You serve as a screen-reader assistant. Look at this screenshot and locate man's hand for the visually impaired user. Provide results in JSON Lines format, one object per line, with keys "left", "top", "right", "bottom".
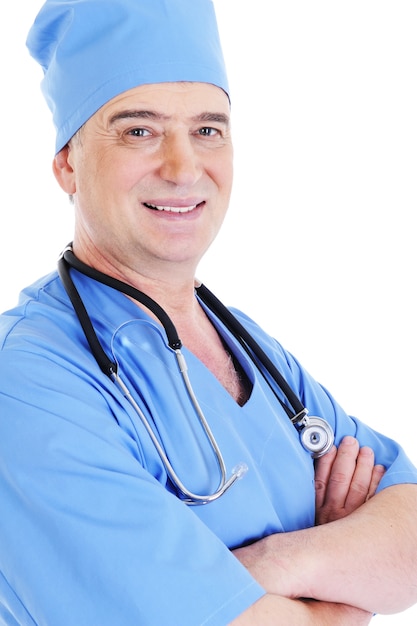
{"left": 315, "top": 436, "right": 385, "bottom": 525}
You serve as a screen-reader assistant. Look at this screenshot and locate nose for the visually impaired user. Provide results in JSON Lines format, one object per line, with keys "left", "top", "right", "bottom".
{"left": 159, "top": 133, "right": 202, "bottom": 187}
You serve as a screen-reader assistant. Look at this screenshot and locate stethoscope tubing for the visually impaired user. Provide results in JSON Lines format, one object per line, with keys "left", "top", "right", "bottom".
{"left": 57, "top": 245, "right": 334, "bottom": 504}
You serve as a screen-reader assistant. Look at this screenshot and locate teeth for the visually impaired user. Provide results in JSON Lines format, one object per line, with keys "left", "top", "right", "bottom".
{"left": 146, "top": 202, "right": 197, "bottom": 213}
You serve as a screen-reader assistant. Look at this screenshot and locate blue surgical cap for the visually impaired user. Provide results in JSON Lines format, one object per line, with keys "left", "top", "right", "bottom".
{"left": 26, "top": 0, "right": 229, "bottom": 153}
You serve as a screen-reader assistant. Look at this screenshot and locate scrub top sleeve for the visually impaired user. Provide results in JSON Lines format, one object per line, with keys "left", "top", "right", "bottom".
{"left": 230, "top": 309, "right": 417, "bottom": 490}
{"left": 0, "top": 351, "right": 264, "bottom": 626}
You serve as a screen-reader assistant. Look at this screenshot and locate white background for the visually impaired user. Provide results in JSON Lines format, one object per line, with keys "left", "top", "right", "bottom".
{"left": 1, "top": 2, "right": 416, "bottom": 623}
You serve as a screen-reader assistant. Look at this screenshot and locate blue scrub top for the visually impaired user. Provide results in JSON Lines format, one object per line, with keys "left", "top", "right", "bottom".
{"left": 0, "top": 270, "right": 416, "bottom": 626}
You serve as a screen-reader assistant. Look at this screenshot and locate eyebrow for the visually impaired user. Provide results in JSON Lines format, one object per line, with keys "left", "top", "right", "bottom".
{"left": 108, "top": 109, "right": 230, "bottom": 127}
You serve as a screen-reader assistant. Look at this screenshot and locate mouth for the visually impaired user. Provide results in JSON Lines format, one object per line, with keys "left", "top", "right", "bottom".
{"left": 143, "top": 201, "right": 204, "bottom": 214}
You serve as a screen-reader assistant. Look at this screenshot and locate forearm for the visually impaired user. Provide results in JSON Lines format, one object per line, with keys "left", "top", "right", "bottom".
{"left": 234, "top": 484, "right": 417, "bottom": 614}
{"left": 229, "top": 594, "right": 372, "bottom": 625}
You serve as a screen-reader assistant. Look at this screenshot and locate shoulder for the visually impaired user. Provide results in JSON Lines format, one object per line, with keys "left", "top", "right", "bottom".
{"left": 0, "top": 271, "right": 104, "bottom": 401}
{"left": 0, "top": 271, "right": 68, "bottom": 349}
{"left": 228, "top": 307, "right": 300, "bottom": 372}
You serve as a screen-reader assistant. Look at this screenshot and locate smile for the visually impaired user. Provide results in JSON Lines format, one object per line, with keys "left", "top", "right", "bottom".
{"left": 144, "top": 202, "right": 201, "bottom": 214}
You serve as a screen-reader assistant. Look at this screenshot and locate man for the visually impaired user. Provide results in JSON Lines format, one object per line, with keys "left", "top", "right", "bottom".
{"left": 0, "top": 1, "right": 416, "bottom": 624}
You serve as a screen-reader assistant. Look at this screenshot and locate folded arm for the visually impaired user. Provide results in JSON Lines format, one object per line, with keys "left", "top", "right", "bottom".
{"left": 229, "top": 594, "right": 372, "bottom": 625}
{"left": 233, "top": 437, "right": 417, "bottom": 616}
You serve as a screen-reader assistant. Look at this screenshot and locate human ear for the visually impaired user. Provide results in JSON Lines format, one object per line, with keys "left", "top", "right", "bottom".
{"left": 52, "top": 144, "right": 76, "bottom": 195}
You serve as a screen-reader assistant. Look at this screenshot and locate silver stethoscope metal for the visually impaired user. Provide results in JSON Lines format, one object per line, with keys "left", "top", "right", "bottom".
{"left": 58, "top": 245, "right": 334, "bottom": 505}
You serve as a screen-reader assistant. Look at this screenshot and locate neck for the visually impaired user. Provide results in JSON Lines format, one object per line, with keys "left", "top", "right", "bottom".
{"left": 70, "top": 240, "right": 203, "bottom": 328}
{"left": 72, "top": 237, "right": 200, "bottom": 311}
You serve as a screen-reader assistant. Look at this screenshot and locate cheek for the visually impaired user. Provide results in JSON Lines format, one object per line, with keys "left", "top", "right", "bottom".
{"left": 78, "top": 153, "right": 131, "bottom": 203}
{"left": 216, "top": 160, "right": 234, "bottom": 201}
{"left": 207, "top": 145, "right": 233, "bottom": 196}
{"left": 101, "top": 151, "right": 152, "bottom": 194}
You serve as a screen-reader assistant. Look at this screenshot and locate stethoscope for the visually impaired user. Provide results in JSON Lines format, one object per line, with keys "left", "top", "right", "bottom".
{"left": 58, "top": 244, "right": 334, "bottom": 505}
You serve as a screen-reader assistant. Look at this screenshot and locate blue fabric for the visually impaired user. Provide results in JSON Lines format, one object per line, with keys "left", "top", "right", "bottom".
{"left": 1, "top": 271, "right": 417, "bottom": 625}
{"left": 26, "top": 0, "right": 229, "bottom": 153}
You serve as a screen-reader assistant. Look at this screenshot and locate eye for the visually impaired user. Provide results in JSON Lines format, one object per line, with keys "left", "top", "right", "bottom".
{"left": 198, "top": 127, "right": 219, "bottom": 137}
{"left": 127, "top": 127, "right": 152, "bottom": 137}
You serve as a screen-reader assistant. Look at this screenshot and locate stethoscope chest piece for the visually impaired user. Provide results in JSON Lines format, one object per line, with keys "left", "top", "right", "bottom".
{"left": 299, "top": 416, "right": 334, "bottom": 458}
